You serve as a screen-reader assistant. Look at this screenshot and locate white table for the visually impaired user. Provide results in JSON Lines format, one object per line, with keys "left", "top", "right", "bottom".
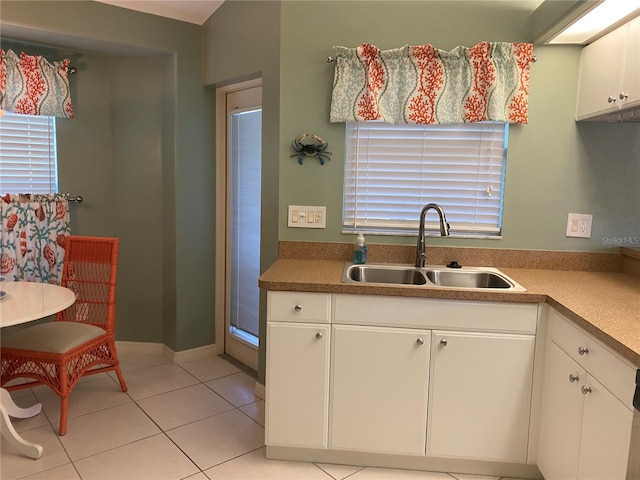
{"left": 0, "top": 281, "right": 75, "bottom": 459}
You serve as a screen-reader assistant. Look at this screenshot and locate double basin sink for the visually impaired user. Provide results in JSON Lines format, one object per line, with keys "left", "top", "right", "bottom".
{"left": 342, "top": 263, "right": 526, "bottom": 292}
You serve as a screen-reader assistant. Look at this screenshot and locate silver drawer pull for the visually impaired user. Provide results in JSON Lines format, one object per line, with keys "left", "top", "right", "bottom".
{"left": 578, "top": 346, "right": 589, "bottom": 356}
{"left": 416, "top": 338, "right": 425, "bottom": 346}
{"left": 569, "top": 374, "right": 579, "bottom": 383}
{"left": 440, "top": 339, "right": 448, "bottom": 346}
{"left": 294, "top": 304, "right": 302, "bottom": 312}
{"left": 581, "top": 385, "right": 592, "bottom": 395}
{"left": 315, "top": 332, "right": 323, "bottom": 340}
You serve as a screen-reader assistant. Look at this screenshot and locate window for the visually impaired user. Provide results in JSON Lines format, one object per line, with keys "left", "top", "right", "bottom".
{"left": 343, "top": 121, "right": 508, "bottom": 237}
{"left": 0, "top": 111, "right": 58, "bottom": 194}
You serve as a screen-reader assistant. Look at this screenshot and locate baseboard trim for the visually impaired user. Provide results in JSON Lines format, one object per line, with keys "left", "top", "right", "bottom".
{"left": 164, "top": 343, "right": 222, "bottom": 363}
{"left": 255, "top": 382, "right": 265, "bottom": 400}
{"left": 115, "top": 341, "right": 164, "bottom": 355}
{"left": 115, "top": 341, "right": 222, "bottom": 363}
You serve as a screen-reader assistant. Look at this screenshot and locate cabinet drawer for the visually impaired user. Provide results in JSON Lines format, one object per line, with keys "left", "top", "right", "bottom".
{"left": 267, "top": 291, "right": 331, "bottom": 323}
{"left": 334, "top": 294, "right": 538, "bottom": 334}
{"left": 548, "top": 308, "right": 635, "bottom": 407}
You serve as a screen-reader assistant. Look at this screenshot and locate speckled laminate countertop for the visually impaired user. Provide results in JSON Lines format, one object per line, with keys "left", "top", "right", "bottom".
{"left": 259, "top": 259, "right": 640, "bottom": 367}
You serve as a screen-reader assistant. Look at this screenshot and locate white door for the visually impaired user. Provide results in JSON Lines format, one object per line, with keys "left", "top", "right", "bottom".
{"left": 216, "top": 81, "right": 262, "bottom": 371}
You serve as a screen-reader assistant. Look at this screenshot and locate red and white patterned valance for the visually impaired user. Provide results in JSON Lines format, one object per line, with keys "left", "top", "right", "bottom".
{"left": 330, "top": 42, "right": 533, "bottom": 125}
{"left": 0, "top": 49, "right": 74, "bottom": 118}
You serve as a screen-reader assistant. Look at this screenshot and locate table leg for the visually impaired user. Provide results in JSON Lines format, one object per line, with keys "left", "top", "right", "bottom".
{"left": 0, "top": 388, "right": 43, "bottom": 459}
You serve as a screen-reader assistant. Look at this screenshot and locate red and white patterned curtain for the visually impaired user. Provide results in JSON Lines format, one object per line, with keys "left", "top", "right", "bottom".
{"left": 0, "top": 194, "right": 71, "bottom": 284}
{"left": 0, "top": 49, "right": 74, "bottom": 118}
{"left": 330, "top": 42, "right": 533, "bottom": 125}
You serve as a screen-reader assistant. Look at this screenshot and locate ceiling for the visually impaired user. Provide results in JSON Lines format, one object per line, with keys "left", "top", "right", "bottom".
{"left": 94, "top": 0, "right": 225, "bottom": 25}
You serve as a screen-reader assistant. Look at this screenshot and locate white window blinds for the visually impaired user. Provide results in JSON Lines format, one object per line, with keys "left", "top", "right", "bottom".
{"left": 343, "top": 121, "right": 508, "bottom": 236}
{"left": 229, "top": 108, "right": 262, "bottom": 339}
{"left": 0, "top": 112, "right": 58, "bottom": 194}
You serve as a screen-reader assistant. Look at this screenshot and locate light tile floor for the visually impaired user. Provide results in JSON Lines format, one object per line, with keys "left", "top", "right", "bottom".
{"left": 1, "top": 352, "right": 531, "bottom": 480}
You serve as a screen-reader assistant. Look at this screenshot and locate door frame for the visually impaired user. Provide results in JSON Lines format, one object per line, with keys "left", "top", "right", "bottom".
{"left": 214, "top": 78, "right": 263, "bottom": 369}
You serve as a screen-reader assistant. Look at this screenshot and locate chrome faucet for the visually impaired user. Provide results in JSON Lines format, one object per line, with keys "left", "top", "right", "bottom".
{"left": 415, "top": 203, "right": 450, "bottom": 268}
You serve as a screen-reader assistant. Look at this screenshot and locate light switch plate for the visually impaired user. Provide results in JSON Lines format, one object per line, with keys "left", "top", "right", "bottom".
{"left": 566, "top": 213, "right": 592, "bottom": 238}
{"left": 288, "top": 205, "right": 326, "bottom": 229}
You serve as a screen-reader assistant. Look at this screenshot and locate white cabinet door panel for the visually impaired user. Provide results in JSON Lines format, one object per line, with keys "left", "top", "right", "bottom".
{"left": 537, "top": 342, "right": 584, "bottom": 480}
{"left": 621, "top": 16, "right": 640, "bottom": 109}
{"left": 330, "top": 325, "right": 430, "bottom": 455}
{"left": 427, "top": 331, "right": 535, "bottom": 462}
{"left": 577, "top": 375, "right": 633, "bottom": 480}
{"left": 266, "top": 322, "right": 330, "bottom": 448}
{"left": 576, "top": 25, "right": 627, "bottom": 119}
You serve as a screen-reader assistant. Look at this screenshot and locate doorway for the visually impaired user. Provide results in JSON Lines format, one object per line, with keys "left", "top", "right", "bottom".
{"left": 215, "top": 80, "right": 262, "bottom": 371}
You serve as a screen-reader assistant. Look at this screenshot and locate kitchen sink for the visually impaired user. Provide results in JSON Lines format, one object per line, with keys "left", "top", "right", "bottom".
{"left": 425, "top": 267, "right": 514, "bottom": 289}
{"left": 342, "top": 263, "right": 526, "bottom": 291}
{"left": 345, "top": 264, "right": 428, "bottom": 285}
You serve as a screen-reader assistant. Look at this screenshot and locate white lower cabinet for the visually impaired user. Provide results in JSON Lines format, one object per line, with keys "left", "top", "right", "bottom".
{"left": 265, "top": 291, "right": 332, "bottom": 449}
{"left": 537, "top": 311, "right": 634, "bottom": 480}
{"left": 329, "top": 325, "right": 431, "bottom": 455}
{"left": 427, "top": 331, "right": 535, "bottom": 462}
{"left": 266, "top": 291, "right": 542, "bottom": 474}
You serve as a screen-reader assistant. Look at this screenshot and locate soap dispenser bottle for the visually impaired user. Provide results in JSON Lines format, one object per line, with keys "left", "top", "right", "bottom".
{"left": 353, "top": 232, "right": 367, "bottom": 264}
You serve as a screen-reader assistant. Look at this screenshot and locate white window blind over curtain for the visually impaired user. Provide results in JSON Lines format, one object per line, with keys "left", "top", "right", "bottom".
{"left": 0, "top": 111, "right": 58, "bottom": 194}
{"left": 343, "top": 121, "right": 508, "bottom": 236}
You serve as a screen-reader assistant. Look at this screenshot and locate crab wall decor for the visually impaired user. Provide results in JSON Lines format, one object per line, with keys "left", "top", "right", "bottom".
{"left": 290, "top": 133, "right": 332, "bottom": 165}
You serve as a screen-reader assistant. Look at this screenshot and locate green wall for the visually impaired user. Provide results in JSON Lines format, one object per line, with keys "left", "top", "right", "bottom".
{"left": 278, "top": 1, "right": 640, "bottom": 252}
{"left": 202, "top": 0, "right": 281, "bottom": 383}
{"left": 1, "top": 1, "right": 215, "bottom": 351}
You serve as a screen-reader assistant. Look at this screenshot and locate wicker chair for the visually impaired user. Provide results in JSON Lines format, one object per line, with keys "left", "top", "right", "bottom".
{"left": 1, "top": 236, "right": 128, "bottom": 436}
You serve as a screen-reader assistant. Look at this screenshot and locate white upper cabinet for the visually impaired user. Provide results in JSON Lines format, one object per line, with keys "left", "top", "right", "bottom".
{"left": 622, "top": 17, "right": 640, "bottom": 110}
{"left": 576, "top": 16, "right": 640, "bottom": 120}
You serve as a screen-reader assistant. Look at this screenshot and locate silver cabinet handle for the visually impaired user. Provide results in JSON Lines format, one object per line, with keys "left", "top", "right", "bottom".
{"left": 569, "top": 374, "right": 579, "bottom": 383}
{"left": 578, "top": 346, "right": 589, "bottom": 356}
{"left": 416, "top": 338, "right": 425, "bottom": 346}
{"left": 619, "top": 92, "right": 629, "bottom": 100}
{"left": 440, "top": 339, "right": 448, "bottom": 346}
{"left": 608, "top": 95, "right": 617, "bottom": 103}
{"left": 294, "top": 304, "right": 302, "bottom": 312}
{"left": 315, "top": 332, "right": 323, "bottom": 340}
{"left": 581, "top": 385, "right": 592, "bottom": 395}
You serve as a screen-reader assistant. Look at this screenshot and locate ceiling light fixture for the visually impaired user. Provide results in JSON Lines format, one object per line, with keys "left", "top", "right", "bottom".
{"left": 549, "top": 0, "right": 640, "bottom": 44}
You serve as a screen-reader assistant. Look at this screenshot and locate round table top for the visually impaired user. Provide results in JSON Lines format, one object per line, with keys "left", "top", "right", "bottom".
{"left": 0, "top": 281, "right": 76, "bottom": 327}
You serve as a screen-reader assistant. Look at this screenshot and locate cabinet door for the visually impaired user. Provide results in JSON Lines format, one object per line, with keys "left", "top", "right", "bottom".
{"left": 266, "top": 322, "right": 330, "bottom": 448}
{"left": 537, "top": 342, "right": 584, "bottom": 480}
{"left": 329, "top": 325, "right": 430, "bottom": 455}
{"left": 576, "top": 25, "right": 627, "bottom": 119}
{"left": 577, "top": 375, "right": 633, "bottom": 480}
{"left": 427, "top": 331, "right": 535, "bottom": 462}
{"left": 621, "top": 16, "right": 640, "bottom": 109}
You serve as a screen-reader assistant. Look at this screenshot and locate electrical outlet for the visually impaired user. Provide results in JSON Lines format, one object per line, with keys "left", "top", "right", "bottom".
{"left": 566, "top": 213, "right": 592, "bottom": 238}
{"left": 288, "top": 205, "right": 326, "bottom": 229}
